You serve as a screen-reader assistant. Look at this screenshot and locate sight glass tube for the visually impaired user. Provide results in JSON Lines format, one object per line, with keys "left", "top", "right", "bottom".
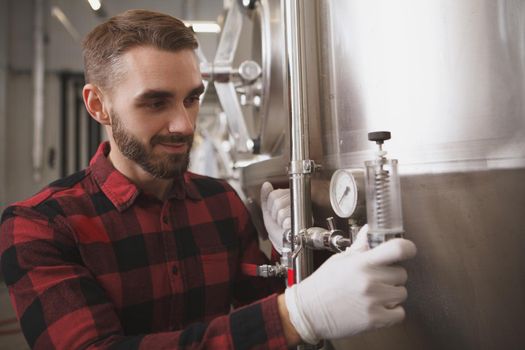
{"left": 365, "top": 157, "right": 404, "bottom": 247}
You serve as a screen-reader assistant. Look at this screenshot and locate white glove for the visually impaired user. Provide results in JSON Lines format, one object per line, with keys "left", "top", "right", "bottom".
{"left": 284, "top": 225, "right": 417, "bottom": 344}
{"left": 260, "top": 182, "right": 291, "bottom": 254}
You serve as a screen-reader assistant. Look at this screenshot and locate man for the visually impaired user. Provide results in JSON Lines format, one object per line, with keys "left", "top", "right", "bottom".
{"left": 0, "top": 10, "right": 416, "bottom": 349}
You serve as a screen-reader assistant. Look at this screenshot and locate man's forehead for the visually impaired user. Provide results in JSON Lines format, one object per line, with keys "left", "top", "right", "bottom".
{"left": 119, "top": 46, "right": 202, "bottom": 92}
{"left": 127, "top": 46, "right": 197, "bottom": 67}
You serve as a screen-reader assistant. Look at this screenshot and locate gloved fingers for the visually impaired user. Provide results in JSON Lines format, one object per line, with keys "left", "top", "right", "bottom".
{"left": 347, "top": 224, "right": 369, "bottom": 253}
{"left": 260, "top": 181, "right": 273, "bottom": 213}
{"left": 277, "top": 206, "right": 291, "bottom": 227}
{"left": 261, "top": 182, "right": 285, "bottom": 253}
{"left": 369, "top": 265, "right": 408, "bottom": 286}
{"left": 364, "top": 282, "right": 408, "bottom": 306}
{"left": 380, "top": 285, "right": 408, "bottom": 308}
{"left": 282, "top": 217, "right": 291, "bottom": 229}
{"left": 363, "top": 238, "right": 417, "bottom": 266}
{"left": 379, "top": 305, "right": 406, "bottom": 328}
{"left": 268, "top": 189, "right": 290, "bottom": 220}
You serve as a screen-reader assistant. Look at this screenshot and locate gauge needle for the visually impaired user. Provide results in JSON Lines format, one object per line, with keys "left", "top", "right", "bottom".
{"left": 338, "top": 186, "right": 350, "bottom": 204}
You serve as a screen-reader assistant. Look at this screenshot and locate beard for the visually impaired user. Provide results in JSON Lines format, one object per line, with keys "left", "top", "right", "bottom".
{"left": 111, "top": 110, "right": 193, "bottom": 179}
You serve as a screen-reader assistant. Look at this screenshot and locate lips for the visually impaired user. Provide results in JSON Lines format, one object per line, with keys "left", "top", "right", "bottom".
{"left": 158, "top": 142, "right": 188, "bottom": 153}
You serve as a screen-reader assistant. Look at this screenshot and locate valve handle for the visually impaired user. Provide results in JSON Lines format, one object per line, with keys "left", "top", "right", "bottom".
{"left": 368, "top": 131, "right": 391, "bottom": 145}
{"left": 326, "top": 217, "right": 336, "bottom": 231}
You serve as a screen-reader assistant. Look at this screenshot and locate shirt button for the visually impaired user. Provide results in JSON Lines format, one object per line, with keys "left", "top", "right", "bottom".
{"left": 162, "top": 215, "right": 169, "bottom": 224}
{"left": 172, "top": 265, "right": 178, "bottom": 275}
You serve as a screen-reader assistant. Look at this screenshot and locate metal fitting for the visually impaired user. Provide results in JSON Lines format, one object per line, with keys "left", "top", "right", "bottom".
{"left": 288, "top": 159, "right": 320, "bottom": 175}
{"left": 257, "top": 263, "right": 287, "bottom": 278}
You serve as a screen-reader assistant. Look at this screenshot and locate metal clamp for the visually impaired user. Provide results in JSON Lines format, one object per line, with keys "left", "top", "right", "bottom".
{"left": 291, "top": 229, "right": 307, "bottom": 260}
{"left": 288, "top": 159, "right": 321, "bottom": 175}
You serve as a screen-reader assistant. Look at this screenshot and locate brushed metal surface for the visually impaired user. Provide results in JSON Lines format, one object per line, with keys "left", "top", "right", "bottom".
{"left": 333, "top": 170, "right": 525, "bottom": 350}
{"left": 316, "top": 0, "right": 525, "bottom": 173}
{"left": 237, "top": 1, "right": 525, "bottom": 349}
{"left": 319, "top": 1, "right": 525, "bottom": 348}
{"left": 253, "top": 0, "right": 288, "bottom": 155}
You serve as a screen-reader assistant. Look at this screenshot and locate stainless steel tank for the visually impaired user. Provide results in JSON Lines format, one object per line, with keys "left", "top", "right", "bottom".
{"left": 228, "top": 0, "right": 525, "bottom": 349}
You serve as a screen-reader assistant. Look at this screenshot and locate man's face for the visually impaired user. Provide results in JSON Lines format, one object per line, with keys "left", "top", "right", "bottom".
{"left": 105, "top": 46, "right": 204, "bottom": 179}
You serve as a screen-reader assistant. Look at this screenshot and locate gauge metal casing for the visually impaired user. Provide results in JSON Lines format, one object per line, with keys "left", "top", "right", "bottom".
{"left": 329, "top": 169, "right": 359, "bottom": 218}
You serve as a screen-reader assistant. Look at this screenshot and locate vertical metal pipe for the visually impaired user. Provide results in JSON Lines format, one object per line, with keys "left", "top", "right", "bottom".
{"left": 60, "top": 73, "right": 68, "bottom": 178}
{"left": 182, "top": 0, "right": 196, "bottom": 20}
{"left": 32, "top": 0, "right": 45, "bottom": 182}
{"left": 0, "top": 0, "right": 7, "bottom": 209}
{"left": 283, "top": 0, "right": 314, "bottom": 284}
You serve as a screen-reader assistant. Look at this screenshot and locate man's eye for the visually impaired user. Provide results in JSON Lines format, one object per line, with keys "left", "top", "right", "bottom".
{"left": 147, "top": 100, "right": 167, "bottom": 110}
{"left": 184, "top": 96, "right": 200, "bottom": 107}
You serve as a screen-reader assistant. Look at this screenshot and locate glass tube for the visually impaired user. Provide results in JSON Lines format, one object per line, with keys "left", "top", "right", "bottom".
{"left": 365, "top": 158, "right": 404, "bottom": 245}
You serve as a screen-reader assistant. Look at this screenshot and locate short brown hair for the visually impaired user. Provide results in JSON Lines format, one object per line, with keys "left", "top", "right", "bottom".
{"left": 82, "top": 9, "right": 198, "bottom": 90}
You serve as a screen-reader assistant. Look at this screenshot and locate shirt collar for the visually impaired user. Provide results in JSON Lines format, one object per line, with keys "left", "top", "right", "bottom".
{"left": 89, "top": 142, "right": 202, "bottom": 212}
{"left": 166, "top": 172, "right": 202, "bottom": 201}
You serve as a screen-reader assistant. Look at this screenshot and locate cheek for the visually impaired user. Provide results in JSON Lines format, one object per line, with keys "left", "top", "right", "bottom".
{"left": 122, "top": 115, "right": 165, "bottom": 143}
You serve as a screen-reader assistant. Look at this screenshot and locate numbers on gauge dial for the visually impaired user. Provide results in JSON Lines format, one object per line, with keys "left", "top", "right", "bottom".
{"left": 329, "top": 169, "right": 358, "bottom": 218}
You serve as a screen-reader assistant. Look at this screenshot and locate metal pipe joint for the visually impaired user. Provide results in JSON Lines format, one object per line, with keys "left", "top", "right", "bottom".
{"left": 295, "top": 217, "right": 351, "bottom": 253}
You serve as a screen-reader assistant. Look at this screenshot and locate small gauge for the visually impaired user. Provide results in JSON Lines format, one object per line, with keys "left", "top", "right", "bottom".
{"left": 329, "top": 169, "right": 359, "bottom": 218}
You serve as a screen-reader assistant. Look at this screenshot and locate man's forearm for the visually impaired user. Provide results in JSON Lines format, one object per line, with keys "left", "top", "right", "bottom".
{"left": 277, "top": 293, "right": 302, "bottom": 347}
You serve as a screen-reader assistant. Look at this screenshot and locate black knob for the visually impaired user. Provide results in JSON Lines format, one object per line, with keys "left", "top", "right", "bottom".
{"left": 368, "top": 131, "right": 391, "bottom": 145}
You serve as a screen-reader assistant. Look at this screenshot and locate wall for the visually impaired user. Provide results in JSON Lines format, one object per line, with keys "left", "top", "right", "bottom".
{"left": 3, "top": 0, "right": 60, "bottom": 208}
{"left": 45, "top": 0, "right": 223, "bottom": 71}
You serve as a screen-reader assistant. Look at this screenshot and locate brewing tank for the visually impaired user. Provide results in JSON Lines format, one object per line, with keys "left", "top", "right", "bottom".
{"left": 218, "top": 0, "right": 525, "bottom": 349}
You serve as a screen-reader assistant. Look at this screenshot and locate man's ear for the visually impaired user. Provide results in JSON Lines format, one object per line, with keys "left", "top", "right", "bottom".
{"left": 83, "top": 84, "right": 111, "bottom": 125}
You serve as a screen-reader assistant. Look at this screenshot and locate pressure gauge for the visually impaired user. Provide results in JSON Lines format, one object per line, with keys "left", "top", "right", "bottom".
{"left": 329, "top": 169, "right": 359, "bottom": 218}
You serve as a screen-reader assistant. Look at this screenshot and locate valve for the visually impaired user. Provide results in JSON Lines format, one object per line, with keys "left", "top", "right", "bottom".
{"left": 299, "top": 217, "right": 351, "bottom": 253}
{"left": 255, "top": 229, "right": 295, "bottom": 285}
{"left": 256, "top": 219, "right": 352, "bottom": 283}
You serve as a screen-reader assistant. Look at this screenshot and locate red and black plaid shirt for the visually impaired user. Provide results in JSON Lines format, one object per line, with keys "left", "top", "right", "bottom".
{"left": 0, "top": 142, "right": 287, "bottom": 349}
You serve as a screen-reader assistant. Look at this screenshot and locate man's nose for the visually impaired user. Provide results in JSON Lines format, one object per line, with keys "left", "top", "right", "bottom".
{"left": 168, "top": 104, "right": 194, "bottom": 134}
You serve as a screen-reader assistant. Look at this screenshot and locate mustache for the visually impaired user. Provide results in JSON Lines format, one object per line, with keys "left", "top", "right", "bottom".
{"left": 151, "top": 134, "right": 193, "bottom": 146}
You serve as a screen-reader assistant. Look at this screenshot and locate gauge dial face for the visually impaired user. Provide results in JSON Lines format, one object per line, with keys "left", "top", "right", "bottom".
{"left": 329, "top": 169, "right": 358, "bottom": 218}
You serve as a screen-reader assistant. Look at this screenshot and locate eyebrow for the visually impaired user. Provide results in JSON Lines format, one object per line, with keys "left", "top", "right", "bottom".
{"left": 135, "top": 83, "right": 205, "bottom": 103}
{"left": 190, "top": 83, "right": 206, "bottom": 96}
{"left": 135, "top": 90, "right": 174, "bottom": 102}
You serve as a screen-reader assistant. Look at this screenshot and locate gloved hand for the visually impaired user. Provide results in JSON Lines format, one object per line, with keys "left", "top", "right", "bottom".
{"left": 284, "top": 225, "right": 417, "bottom": 344}
{"left": 260, "top": 182, "right": 291, "bottom": 254}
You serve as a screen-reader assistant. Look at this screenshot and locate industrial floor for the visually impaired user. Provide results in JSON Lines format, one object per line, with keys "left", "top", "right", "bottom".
{"left": 0, "top": 281, "right": 28, "bottom": 350}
